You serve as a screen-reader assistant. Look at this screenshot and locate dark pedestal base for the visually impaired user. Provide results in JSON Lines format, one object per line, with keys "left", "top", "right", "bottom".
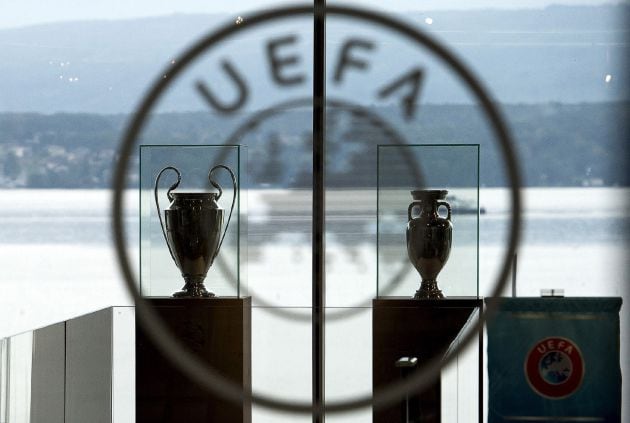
{"left": 136, "top": 297, "right": 251, "bottom": 423}
{"left": 372, "top": 297, "right": 482, "bottom": 423}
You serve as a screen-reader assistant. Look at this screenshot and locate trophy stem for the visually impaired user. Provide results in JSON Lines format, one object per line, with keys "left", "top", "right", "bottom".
{"left": 414, "top": 279, "right": 444, "bottom": 299}
{"left": 173, "top": 276, "right": 215, "bottom": 298}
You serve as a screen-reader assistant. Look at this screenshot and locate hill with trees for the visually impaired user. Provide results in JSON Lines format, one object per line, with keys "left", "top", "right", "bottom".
{"left": 0, "top": 102, "right": 627, "bottom": 188}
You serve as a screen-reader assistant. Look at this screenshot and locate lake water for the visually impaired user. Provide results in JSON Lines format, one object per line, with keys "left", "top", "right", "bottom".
{"left": 0, "top": 187, "right": 628, "bottom": 422}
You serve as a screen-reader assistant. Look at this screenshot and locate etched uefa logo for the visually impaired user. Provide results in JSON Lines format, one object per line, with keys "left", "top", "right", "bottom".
{"left": 525, "top": 336, "right": 585, "bottom": 399}
{"left": 113, "top": 5, "right": 521, "bottom": 414}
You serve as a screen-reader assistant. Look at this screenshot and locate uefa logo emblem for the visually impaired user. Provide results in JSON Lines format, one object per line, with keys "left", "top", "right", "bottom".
{"left": 112, "top": 5, "right": 522, "bottom": 414}
{"left": 525, "top": 336, "right": 585, "bottom": 399}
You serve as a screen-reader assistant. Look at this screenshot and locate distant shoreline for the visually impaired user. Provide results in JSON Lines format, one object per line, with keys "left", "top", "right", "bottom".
{"left": 1, "top": 102, "right": 628, "bottom": 189}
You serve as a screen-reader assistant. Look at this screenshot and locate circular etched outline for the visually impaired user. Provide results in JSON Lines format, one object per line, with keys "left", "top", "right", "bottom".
{"left": 112, "top": 4, "right": 522, "bottom": 415}
{"left": 525, "top": 336, "right": 585, "bottom": 399}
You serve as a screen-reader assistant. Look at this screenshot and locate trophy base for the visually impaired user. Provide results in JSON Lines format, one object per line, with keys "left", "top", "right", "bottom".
{"left": 173, "top": 290, "right": 215, "bottom": 298}
{"left": 414, "top": 279, "right": 444, "bottom": 299}
{"left": 173, "top": 279, "right": 215, "bottom": 298}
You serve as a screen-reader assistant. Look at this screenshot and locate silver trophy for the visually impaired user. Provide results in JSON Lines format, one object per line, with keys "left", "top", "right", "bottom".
{"left": 154, "top": 164, "right": 236, "bottom": 297}
{"left": 406, "top": 189, "right": 452, "bottom": 299}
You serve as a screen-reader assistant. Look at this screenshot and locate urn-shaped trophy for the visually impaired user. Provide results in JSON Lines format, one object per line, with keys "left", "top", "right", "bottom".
{"left": 407, "top": 189, "right": 452, "bottom": 299}
{"left": 154, "top": 164, "right": 236, "bottom": 298}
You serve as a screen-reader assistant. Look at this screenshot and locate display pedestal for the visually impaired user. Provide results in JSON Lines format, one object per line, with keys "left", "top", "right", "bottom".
{"left": 372, "top": 297, "right": 482, "bottom": 423}
{"left": 136, "top": 297, "right": 251, "bottom": 423}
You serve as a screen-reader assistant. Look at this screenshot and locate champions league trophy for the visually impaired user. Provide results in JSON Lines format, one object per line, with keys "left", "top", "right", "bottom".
{"left": 154, "top": 164, "right": 236, "bottom": 298}
{"left": 406, "top": 189, "right": 453, "bottom": 299}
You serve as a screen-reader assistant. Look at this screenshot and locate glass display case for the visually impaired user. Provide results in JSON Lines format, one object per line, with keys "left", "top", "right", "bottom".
{"left": 376, "top": 144, "right": 480, "bottom": 299}
{"left": 373, "top": 144, "right": 482, "bottom": 422}
{"left": 139, "top": 145, "right": 247, "bottom": 298}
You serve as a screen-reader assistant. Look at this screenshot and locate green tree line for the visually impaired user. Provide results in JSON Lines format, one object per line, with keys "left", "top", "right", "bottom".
{"left": 0, "top": 102, "right": 627, "bottom": 188}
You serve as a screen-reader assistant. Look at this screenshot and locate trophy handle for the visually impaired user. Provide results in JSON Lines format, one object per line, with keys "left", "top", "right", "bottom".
{"left": 154, "top": 166, "right": 181, "bottom": 261}
{"left": 208, "top": 164, "right": 237, "bottom": 259}
{"left": 407, "top": 201, "right": 422, "bottom": 221}
{"left": 437, "top": 201, "right": 452, "bottom": 221}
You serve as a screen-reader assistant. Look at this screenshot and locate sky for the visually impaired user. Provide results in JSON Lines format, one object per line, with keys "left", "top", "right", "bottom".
{"left": 0, "top": 0, "right": 624, "bottom": 29}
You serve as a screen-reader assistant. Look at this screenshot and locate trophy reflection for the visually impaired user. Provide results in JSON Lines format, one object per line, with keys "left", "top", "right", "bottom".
{"left": 154, "top": 164, "right": 236, "bottom": 298}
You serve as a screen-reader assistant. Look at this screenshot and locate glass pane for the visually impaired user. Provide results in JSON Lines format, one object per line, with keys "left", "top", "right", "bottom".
{"left": 1, "top": 2, "right": 628, "bottom": 422}
{"left": 1, "top": 338, "right": 7, "bottom": 423}
{"left": 111, "top": 307, "right": 135, "bottom": 422}
{"left": 251, "top": 306, "right": 312, "bottom": 423}
{"left": 7, "top": 331, "right": 33, "bottom": 423}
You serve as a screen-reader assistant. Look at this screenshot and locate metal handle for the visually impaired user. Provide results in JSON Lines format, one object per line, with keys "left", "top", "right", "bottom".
{"left": 407, "top": 201, "right": 422, "bottom": 221}
{"left": 437, "top": 201, "right": 452, "bottom": 221}
{"left": 208, "top": 164, "right": 237, "bottom": 259}
{"left": 154, "top": 166, "right": 181, "bottom": 262}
